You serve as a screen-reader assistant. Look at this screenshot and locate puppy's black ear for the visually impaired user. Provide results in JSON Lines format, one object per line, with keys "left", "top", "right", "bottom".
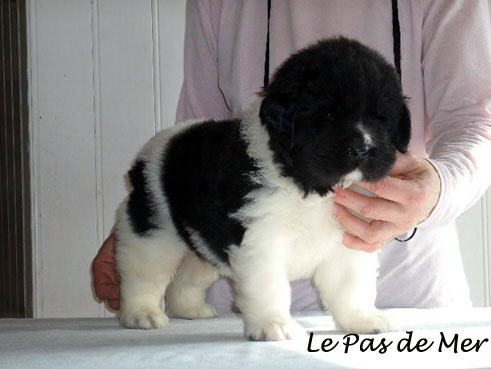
{"left": 395, "top": 104, "right": 411, "bottom": 153}
{"left": 259, "top": 95, "right": 295, "bottom": 136}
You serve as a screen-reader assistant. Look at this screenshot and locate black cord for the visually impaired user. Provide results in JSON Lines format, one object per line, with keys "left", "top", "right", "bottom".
{"left": 263, "top": 0, "right": 272, "bottom": 87}
{"left": 391, "top": 0, "right": 402, "bottom": 79}
{"left": 395, "top": 227, "right": 418, "bottom": 242}
{"left": 391, "top": 0, "right": 417, "bottom": 243}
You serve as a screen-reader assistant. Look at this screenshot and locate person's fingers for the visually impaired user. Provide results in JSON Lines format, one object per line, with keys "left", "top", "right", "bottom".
{"left": 342, "top": 232, "right": 393, "bottom": 253}
{"left": 96, "top": 279, "right": 121, "bottom": 301}
{"left": 92, "top": 257, "right": 119, "bottom": 289}
{"left": 334, "top": 203, "right": 399, "bottom": 244}
{"left": 107, "top": 299, "right": 120, "bottom": 311}
{"left": 97, "top": 233, "right": 117, "bottom": 258}
{"left": 334, "top": 188, "right": 404, "bottom": 223}
{"left": 353, "top": 176, "right": 415, "bottom": 203}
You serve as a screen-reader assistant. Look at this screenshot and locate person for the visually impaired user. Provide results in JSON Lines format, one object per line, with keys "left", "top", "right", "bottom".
{"left": 93, "top": 0, "right": 491, "bottom": 313}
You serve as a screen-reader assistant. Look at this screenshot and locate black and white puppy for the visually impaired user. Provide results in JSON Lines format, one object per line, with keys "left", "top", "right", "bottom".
{"left": 115, "top": 37, "right": 411, "bottom": 341}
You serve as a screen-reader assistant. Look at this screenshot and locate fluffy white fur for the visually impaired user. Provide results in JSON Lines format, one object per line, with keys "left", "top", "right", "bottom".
{"left": 115, "top": 101, "right": 396, "bottom": 340}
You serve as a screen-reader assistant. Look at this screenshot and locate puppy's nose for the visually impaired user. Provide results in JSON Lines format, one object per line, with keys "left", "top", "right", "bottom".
{"left": 348, "top": 145, "right": 375, "bottom": 161}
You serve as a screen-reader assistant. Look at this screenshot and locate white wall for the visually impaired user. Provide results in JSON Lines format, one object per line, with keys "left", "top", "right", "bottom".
{"left": 27, "top": 0, "right": 491, "bottom": 317}
{"left": 28, "top": 0, "right": 186, "bottom": 318}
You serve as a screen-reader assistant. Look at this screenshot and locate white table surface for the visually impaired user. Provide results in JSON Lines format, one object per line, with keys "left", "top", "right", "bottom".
{"left": 1, "top": 309, "right": 491, "bottom": 369}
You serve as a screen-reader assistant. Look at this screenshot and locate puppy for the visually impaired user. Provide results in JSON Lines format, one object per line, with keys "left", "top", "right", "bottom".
{"left": 115, "top": 37, "right": 411, "bottom": 341}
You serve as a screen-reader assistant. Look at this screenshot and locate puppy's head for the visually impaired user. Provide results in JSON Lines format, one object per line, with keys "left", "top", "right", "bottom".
{"left": 259, "top": 37, "right": 411, "bottom": 196}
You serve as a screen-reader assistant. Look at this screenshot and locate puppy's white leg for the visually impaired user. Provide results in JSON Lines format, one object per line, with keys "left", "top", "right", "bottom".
{"left": 314, "top": 248, "right": 396, "bottom": 334}
{"left": 230, "top": 229, "right": 305, "bottom": 341}
{"left": 165, "top": 251, "right": 219, "bottom": 319}
{"left": 234, "top": 267, "right": 303, "bottom": 341}
{"left": 117, "top": 229, "right": 186, "bottom": 329}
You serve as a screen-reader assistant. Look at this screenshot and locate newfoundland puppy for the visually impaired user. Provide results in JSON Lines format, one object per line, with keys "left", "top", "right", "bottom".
{"left": 115, "top": 37, "right": 410, "bottom": 341}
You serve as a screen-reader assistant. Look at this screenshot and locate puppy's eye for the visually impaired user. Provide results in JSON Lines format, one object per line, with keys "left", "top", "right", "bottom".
{"left": 325, "top": 113, "right": 335, "bottom": 122}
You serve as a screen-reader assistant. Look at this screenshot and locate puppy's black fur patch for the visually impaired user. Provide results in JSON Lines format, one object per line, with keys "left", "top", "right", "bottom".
{"left": 127, "top": 160, "right": 158, "bottom": 235}
{"left": 163, "top": 119, "right": 259, "bottom": 264}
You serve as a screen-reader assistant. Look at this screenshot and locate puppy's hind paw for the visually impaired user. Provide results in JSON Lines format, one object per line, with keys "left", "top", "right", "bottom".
{"left": 167, "top": 303, "right": 217, "bottom": 320}
{"left": 246, "top": 318, "right": 306, "bottom": 341}
{"left": 335, "top": 310, "right": 398, "bottom": 334}
{"left": 120, "top": 307, "right": 169, "bottom": 330}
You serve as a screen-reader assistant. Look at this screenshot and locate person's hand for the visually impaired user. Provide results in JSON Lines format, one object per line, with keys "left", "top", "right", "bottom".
{"left": 92, "top": 233, "right": 121, "bottom": 310}
{"left": 333, "top": 151, "right": 441, "bottom": 252}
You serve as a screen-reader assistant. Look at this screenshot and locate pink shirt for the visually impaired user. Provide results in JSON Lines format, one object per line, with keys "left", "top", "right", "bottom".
{"left": 175, "top": 0, "right": 491, "bottom": 310}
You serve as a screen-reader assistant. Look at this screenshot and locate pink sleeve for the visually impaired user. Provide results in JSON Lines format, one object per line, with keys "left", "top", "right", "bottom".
{"left": 175, "top": 0, "right": 232, "bottom": 123}
{"left": 419, "top": 0, "right": 491, "bottom": 228}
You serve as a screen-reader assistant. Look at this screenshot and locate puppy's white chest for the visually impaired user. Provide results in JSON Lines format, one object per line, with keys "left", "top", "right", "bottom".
{"left": 269, "top": 192, "right": 344, "bottom": 280}
{"left": 287, "top": 196, "right": 336, "bottom": 242}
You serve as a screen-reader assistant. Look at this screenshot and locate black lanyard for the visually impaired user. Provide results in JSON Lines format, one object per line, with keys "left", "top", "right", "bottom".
{"left": 391, "top": 0, "right": 402, "bottom": 79}
{"left": 263, "top": 0, "right": 272, "bottom": 87}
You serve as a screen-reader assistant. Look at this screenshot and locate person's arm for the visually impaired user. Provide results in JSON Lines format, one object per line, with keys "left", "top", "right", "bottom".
{"left": 175, "top": 0, "right": 231, "bottom": 122}
{"left": 419, "top": 0, "right": 491, "bottom": 228}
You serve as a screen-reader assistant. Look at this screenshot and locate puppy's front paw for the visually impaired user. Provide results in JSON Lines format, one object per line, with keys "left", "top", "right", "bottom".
{"left": 245, "top": 317, "right": 306, "bottom": 341}
{"left": 335, "top": 309, "right": 398, "bottom": 334}
{"left": 120, "top": 306, "right": 169, "bottom": 329}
